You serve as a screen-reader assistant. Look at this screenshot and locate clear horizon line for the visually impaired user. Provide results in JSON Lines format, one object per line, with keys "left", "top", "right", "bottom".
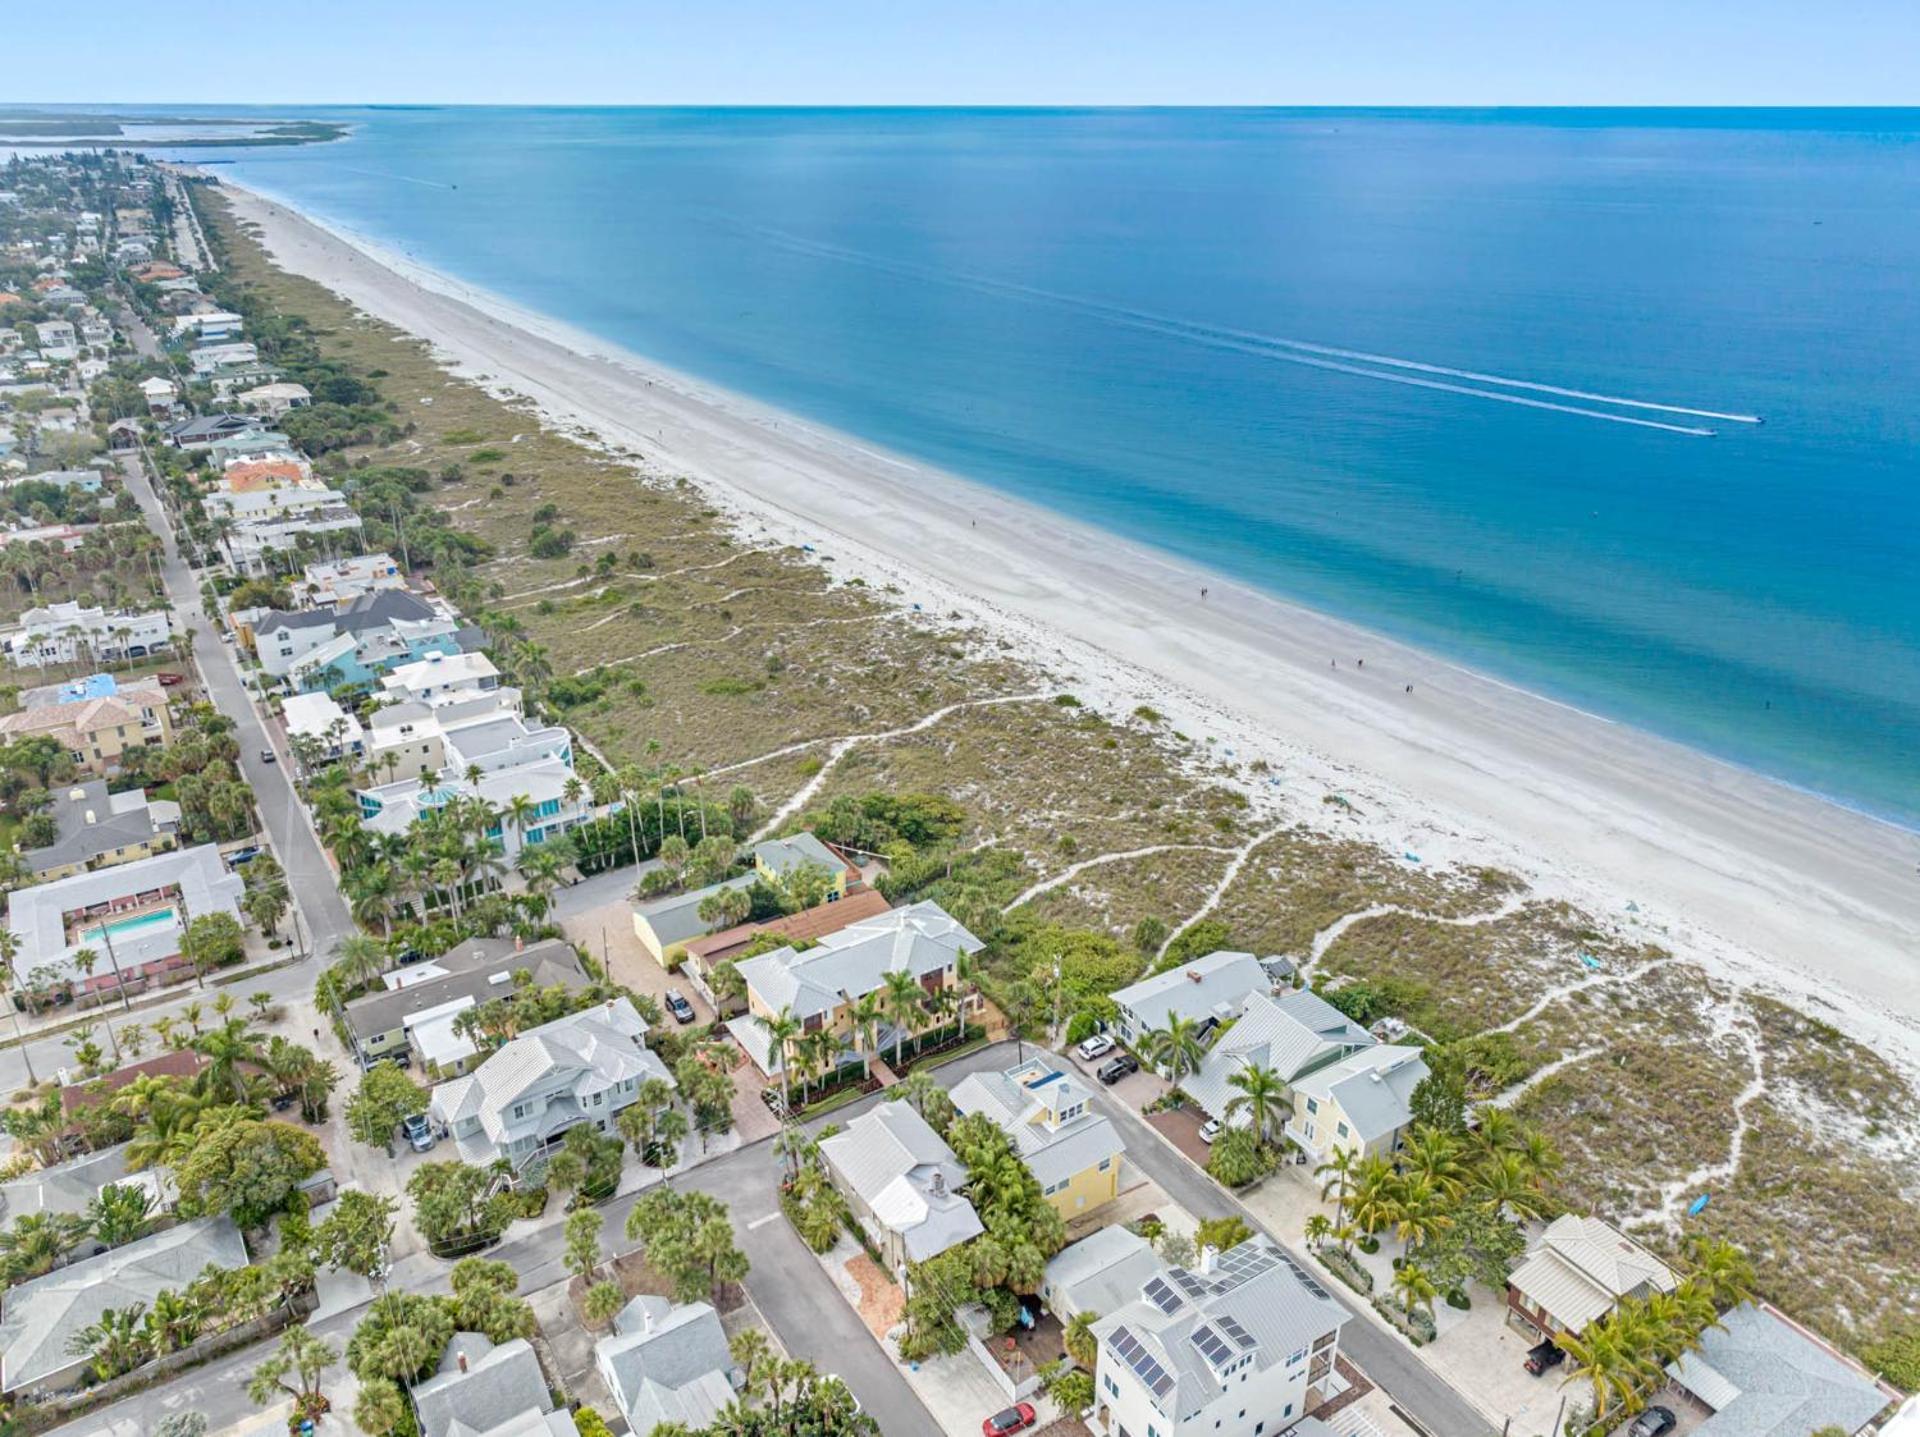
{"left": 15, "top": 100, "right": 1920, "bottom": 113}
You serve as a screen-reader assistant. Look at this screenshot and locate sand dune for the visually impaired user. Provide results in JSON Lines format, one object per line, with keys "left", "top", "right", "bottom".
{"left": 222, "top": 181, "right": 1920, "bottom": 1058}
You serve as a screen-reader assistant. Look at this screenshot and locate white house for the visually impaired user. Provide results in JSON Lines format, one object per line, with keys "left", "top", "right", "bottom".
{"left": 236, "top": 381, "right": 311, "bottom": 415}
{"left": 188, "top": 341, "right": 258, "bottom": 376}
{"left": 5, "top": 602, "right": 170, "bottom": 668}
{"left": 1110, "top": 950, "right": 1271, "bottom": 1048}
{"left": 1091, "top": 1237, "right": 1348, "bottom": 1437}
{"left": 295, "top": 553, "right": 405, "bottom": 607}
{"left": 281, "top": 690, "right": 367, "bottom": 764}
{"left": 1179, "top": 988, "right": 1375, "bottom": 1125}
{"left": 380, "top": 650, "right": 506, "bottom": 708}
{"left": 429, "top": 997, "right": 675, "bottom": 1169}
{"left": 139, "top": 376, "right": 177, "bottom": 414}
{"left": 595, "top": 1295, "right": 737, "bottom": 1434}
{"left": 818, "top": 1099, "right": 983, "bottom": 1276}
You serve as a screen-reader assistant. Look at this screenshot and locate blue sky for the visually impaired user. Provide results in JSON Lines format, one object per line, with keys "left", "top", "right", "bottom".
{"left": 10, "top": 0, "right": 1919, "bottom": 106}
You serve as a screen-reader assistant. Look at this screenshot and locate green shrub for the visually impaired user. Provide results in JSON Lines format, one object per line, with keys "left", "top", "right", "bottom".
{"left": 1205, "top": 1128, "right": 1273, "bottom": 1188}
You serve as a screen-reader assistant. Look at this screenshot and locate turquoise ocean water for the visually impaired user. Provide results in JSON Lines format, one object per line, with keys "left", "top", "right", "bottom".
{"left": 148, "top": 107, "right": 1920, "bottom": 824}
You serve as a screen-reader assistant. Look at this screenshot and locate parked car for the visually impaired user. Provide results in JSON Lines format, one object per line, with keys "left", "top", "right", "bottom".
{"left": 983, "top": 1405, "right": 1036, "bottom": 1437}
{"left": 259, "top": 748, "right": 276, "bottom": 764}
{"left": 1097, "top": 1054, "right": 1140, "bottom": 1085}
{"left": 227, "top": 846, "right": 262, "bottom": 867}
{"left": 402, "top": 1113, "right": 436, "bottom": 1153}
{"left": 1076, "top": 1033, "right": 1115, "bottom": 1061}
{"left": 1198, "top": 1117, "right": 1223, "bottom": 1144}
{"left": 665, "top": 990, "right": 696, "bottom": 1024}
{"left": 761, "top": 1085, "right": 789, "bottom": 1118}
{"left": 156, "top": 671, "right": 186, "bottom": 687}
{"left": 395, "top": 947, "right": 427, "bottom": 966}
{"left": 1523, "top": 1340, "right": 1564, "bottom": 1376}
{"left": 219, "top": 630, "right": 235, "bottom": 643}
{"left": 1628, "top": 1409, "right": 1677, "bottom": 1437}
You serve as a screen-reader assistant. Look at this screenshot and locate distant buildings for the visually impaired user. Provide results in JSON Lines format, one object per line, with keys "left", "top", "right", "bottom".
{"left": 0, "top": 674, "right": 174, "bottom": 776}
{"left": 250, "top": 590, "right": 461, "bottom": 687}
{"left": 296, "top": 552, "right": 405, "bottom": 608}
{"left": 281, "top": 690, "right": 367, "bottom": 764}
{"left": 4, "top": 600, "right": 171, "bottom": 668}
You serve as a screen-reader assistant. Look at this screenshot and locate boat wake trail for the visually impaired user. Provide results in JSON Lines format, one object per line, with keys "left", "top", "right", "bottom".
{"left": 703, "top": 213, "right": 1755, "bottom": 437}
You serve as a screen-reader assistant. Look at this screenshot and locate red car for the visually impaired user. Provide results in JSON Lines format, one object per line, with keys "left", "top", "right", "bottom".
{"left": 983, "top": 1404, "right": 1037, "bottom": 1437}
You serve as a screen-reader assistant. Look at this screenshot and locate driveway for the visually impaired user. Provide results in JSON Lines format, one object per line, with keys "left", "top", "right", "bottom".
{"left": 558, "top": 896, "right": 713, "bottom": 1027}
{"left": 1145, "top": 1104, "right": 1213, "bottom": 1168}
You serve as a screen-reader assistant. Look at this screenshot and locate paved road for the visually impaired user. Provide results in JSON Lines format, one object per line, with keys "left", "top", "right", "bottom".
{"left": 119, "top": 450, "right": 354, "bottom": 957}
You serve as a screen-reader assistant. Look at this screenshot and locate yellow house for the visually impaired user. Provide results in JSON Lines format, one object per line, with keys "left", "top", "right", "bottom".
{"left": 951, "top": 1058, "right": 1126, "bottom": 1219}
{"left": 1283, "top": 1045, "right": 1429, "bottom": 1166}
{"left": 726, "top": 900, "right": 984, "bottom": 1081}
{"left": 751, "top": 831, "right": 859, "bottom": 900}
{"left": 0, "top": 682, "right": 175, "bottom": 777}
{"left": 22, "top": 781, "right": 179, "bottom": 882}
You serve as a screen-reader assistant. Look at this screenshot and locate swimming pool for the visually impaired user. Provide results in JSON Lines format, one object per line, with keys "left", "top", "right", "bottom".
{"left": 79, "top": 906, "right": 179, "bottom": 943}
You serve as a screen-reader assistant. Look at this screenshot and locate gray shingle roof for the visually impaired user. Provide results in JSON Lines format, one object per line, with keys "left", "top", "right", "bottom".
{"left": 734, "top": 900, "right": 983, "bottom": 1021}
{"left": 1670, "top": 1304, "right": 1892, "bottom": 1437}
{"left": 414, "top": 1333, "right": 559, "bottom": 1437}
{"left": 1112, "top": 951, "right": 1270, "bottom": 1031}
{"left": 343, "top": 938, "right": 587, "bottom": 1044}
{"left": 633, "top": 874, "right": 761, "bottom": 949}
{"left": 1292, "top": 1045, "right": 1428, "bottom": 1144}
{"left": 22, "top": 781, "right": 172, "bottom": 875}
{"left": 0, "top": 1216, "right": 247, "bottom": 1393}
{"left": 595, "top": 1297, "right": 734, "bottom": 1433}
{"left": 819, "top": 1100, "right": 983, "bottom": 1262}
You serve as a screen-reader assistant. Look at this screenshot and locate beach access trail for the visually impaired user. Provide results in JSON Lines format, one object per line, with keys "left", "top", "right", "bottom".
{"left": 223, "top": 184, "right": 1920, "bottom": 1044}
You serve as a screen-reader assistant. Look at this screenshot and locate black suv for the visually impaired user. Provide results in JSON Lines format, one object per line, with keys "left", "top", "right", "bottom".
{"left": 1524, "top": 1340, "right": 1564, "bottom": 1376}
{"left": 1097, "top": 1054, "right": 1140, "bottom": 1085}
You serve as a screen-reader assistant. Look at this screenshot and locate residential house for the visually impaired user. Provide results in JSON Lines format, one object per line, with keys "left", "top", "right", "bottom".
{"left": 428, "top": 997, "right": 674, "bottom": 1169}
{"left": 413, "top": 1332, "right": 579, "bottom": 1437}
{"left": 595, "top": 1295, "right": 738, "bottom": 1434}
{"left": 3, "top": 467, "right": 103, "bottom": 495}
{"left": 1667, "top": 1303, "right": 1897, "bottom": 1437}
{"left": 0, "top": 1145, "right": 173, "bottom": 1258}
{"left": 631, "top": 873, "right": 762, "bottom": 965}
{"left": 1505, "top": 1215, "right": 1677, "bottom": 1341}
{"left": 751, "top": 829, "right": 861, "bottom": 899}
{"left": 3, "top": 844, "right": 246, "bottom": 1007}
{"left": 379, "top": 649, "right": 505, "bottom": 708}
{"left": 343, "top": 936, "right": 589, "bottom": 1075}
{"left": 222, "top": 505, "right": 367, "bottom": 577}
{"left": 1110, "top": 950, "right": 1272, "bottom": 1049}
{"left": 952, "top": 1058, "right": 1126, "bottom": 1218}
{"left": 235, "top": 380, "right": 311, "bottom": 416}
{"left": 0, "top": 676, "right": 174, "bottom": 776}
{"left": 1090, "top": 1237, "right": 1348, "bottom": 1437}
{"left": 201, "top": 476, "right": 337, "bottom": 522}
{"left": 724, "top": 899, "right": 985, "bottom": 1080}
{"left": 58, "top": 1051, "right": 205, "bottom": 1130}
{"left": 295, "top": 552, "right": 405, "bottom": 607}
{"left": 161, "top": 413, "right": 256, "bottom": 449}
{"left": 356, "top": 707, "right": 587, "bottom": 857}
{"left": 251, "top": 590, "right": 459, "bottom": 684}
{"left": 1283, "top": 1045, "right": 1429, "bottom": 1164}
{"left": 5, "top": 600, "right": 171, "bottom": 667}
{"left": 187, "top": 340, "right": 259, "bottom": 377}
{"left": 170, "top": 310, "right": 243, "bottom": 341}
{"left": 1041, "top": 1225, "right": 1164, "bottom": 1323}
{"left": 678, "top": 886, "right": 891, "bottom": 1010}
{"left": 1179, "top": 989, "right": 1375, "bottom": 1127}
{"left": 281, "top": 690, "right": 367, "bottom": 765}
{"left": 21, "top": 779, "right": 179, "bottom": 880}
{"left": 32, "top": 321, "right": 76, "bottom": 361}
{"left": 0, "top": 1216, "right": 248, "bottom": 1396}
{"left": 365, "top": 691, "right": 526, "bottom": 783}
{"left": 818, "top": 1099, "right": 983, "bottom": 1275}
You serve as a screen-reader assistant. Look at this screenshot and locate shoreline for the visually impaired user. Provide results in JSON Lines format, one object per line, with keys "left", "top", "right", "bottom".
{"left": 217, "top": 179, "right": 1920, "bottom": 1047}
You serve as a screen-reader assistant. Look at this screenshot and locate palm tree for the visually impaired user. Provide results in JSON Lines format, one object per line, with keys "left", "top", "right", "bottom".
{"left": 193, "top": 1017, "right": 264, "bottom": 1104}
{"left": 1388, "top": 1173, "right": 1454, "bottom": 1248}
{"left": 1392, "top": 1261, "right": 1439, "bottom": 1321}
{"left": 334, "top": 933, "right": 388, "bottom": 991}
{"left": 88, "top": 1182, "right": 156, "bottom": 1247}
{"left": 1682, "top": 1235, "right": 1755, "bottom": 1313}
{"left": 1401, "top": 1126, "right": 1468, "bottom": 1198}
{"left": 1558, "top": 1317, "right": 1653, "bottom": 1424}
{"left": 1316, "top": 1146, "right": 1361, "bottom": 1243}
{"left": 1223, "top": 1061, "right": 1285, "bottom": 1144}
{"left": 882, "top": 969, "right": 922, "bottom": 1067}
{"left": 68, "top": 1303, "right": 152, "bottom": 1382}
{"left": 144, "top": 1288, "right": 205, "bottom": 1354}
{"left": 1304, "top": 1214, "right": 1334, "bottom": 1250}
{"left": 1145, "top": 1013, "right": 1206, "bottom": 1085}
{"left": 1475, "top": 1148, "right": 1550, "bottom": 1221}
{"left": 756, "top": 1007, "right": 802, "bottom": 1112}
{"left": 1345, "top": 1153, "right": 1400, "bottom": 1240}
{"left": 849, "top": 992, "right": 886, "bottom": 1076}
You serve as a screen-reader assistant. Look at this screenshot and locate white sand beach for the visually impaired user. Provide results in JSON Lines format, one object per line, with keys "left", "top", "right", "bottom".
{"left": 223, "top": 182, "right": 1920, "bottom": 1056}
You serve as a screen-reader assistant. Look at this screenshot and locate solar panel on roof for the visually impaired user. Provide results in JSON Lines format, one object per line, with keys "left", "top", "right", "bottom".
{"left": 1143, "top": 1276, "right": 1184, "bottom": 1314}
{"left": 1190, "top": 1324, "right": 1234, "bottom": 1367}
{"left": 1169, "top": 1266, "right": 1212, "bottom": 1299}
{"left": 1271, "top": 1249, "right": 1333, "bottom": 1301}
{"left": 1217, "top": 1315, "right": 1257, "bottom": 1351}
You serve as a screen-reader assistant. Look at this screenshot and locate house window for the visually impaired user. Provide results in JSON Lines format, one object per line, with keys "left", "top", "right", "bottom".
{"left": 1098, "top": 1156, "right": 1112, "bottom": 1171}
{"left": 1337, "top": 1121, "right": 1349, "bottom": 1138}
{"left": 1305, "top": 1097, "right": 1318, "bottom": 1114}
{"left": 592, "top": 1092, "right": 602, "bottom": 1106}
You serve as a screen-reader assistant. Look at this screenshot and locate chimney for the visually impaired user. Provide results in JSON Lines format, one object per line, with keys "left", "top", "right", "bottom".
{"left": 1198, "top": 1245, "right": 1218, "bottom": 1275}
{"left": 930, "top": 1170, "right": 947, "bottom": 1199}
{"left": 1186, "top": 970, "right": 1202, "bottom": 984}
{"left": 642, "top": 1306, "right": 656, "bottom": 1335}
{"left": 83, "top": 809, "right": 97, "bottom": 825}
{"left": 456, "top": 1351, "right": 468, "bottom": 1374}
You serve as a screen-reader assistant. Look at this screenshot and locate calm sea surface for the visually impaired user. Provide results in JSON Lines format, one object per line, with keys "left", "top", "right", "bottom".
{"left": 154, "top": 108, "right": 1920, "bottom": 824}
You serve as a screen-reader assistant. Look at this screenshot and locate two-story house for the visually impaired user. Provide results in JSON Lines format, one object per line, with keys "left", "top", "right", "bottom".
{"left": 1504, "top": 1214, "right": 1677, "bottom": 1342}
{"left": 1091, "top": 1237, "right": 1348, "bottom": 1437}
{"left": 952, "top": 1058, "right": 1126, "bottom": 1218}
{"left": 428, "top": 997, "right": 675, "bottom": 1169}
{"left": 818, "top": 1099, "right": 984, "bottom": 1277}
{"left": 1179, "top": 989, "right": 1376, "bottom": 1132}
{"left": 724, "top": 900, "right": 985, "bottom": 1080}
{"left": 251, "top": 590, "right": 455, "bottom": 682}
{"left": 1283, "top": 1045, "right": 1429, "bottom": 1164}
{"left": 1110, "top": 951, "right": 1271, "bottom": 1051}
{"left": 0, "top": 677, "right": 174, "bottom": 777}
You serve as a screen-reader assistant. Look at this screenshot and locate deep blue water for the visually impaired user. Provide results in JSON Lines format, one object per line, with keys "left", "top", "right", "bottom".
{"left": 155, "top": 107, "right": 1920, "bottom": 824}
